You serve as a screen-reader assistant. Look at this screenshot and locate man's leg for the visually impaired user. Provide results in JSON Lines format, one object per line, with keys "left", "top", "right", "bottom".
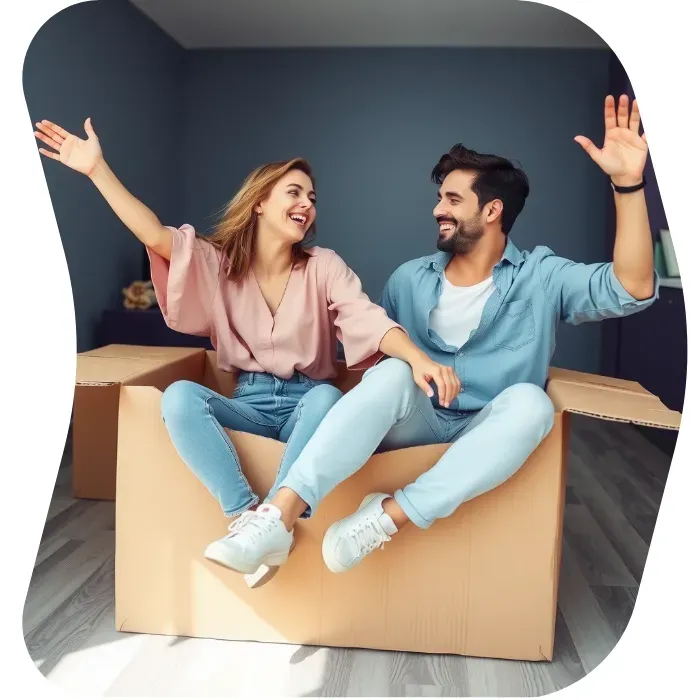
{"left": 322, "top": 382, "right": 555, "bottom": 572}
{"left": 393, "top": 382, "right": 555, "bottom": 529}
{"left": 275, "top": 358, "right": 442, "bottom": 518}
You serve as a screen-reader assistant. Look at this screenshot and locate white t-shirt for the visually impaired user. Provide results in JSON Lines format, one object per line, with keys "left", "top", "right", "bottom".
{"left": 428, "top": 272, "right": 496, "bottom": 349}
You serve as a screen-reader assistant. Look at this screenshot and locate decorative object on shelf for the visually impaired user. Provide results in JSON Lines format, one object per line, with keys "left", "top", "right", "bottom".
{"left": 122, "top": 280, "right": 157, "bottom": 310}
{"left": 659, "top": 229, "right": 680, "bottom": 277}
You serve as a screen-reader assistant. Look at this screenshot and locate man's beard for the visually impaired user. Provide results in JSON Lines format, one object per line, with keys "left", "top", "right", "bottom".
{"left": 436, "top": 213, "right": 484, "bottom": 255}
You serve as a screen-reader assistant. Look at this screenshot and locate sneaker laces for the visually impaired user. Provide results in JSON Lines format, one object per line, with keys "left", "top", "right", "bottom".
{"left": 349, "top": 516, "right": 391, "bottom": 556}
{"left": 226, "top": 510, "right": 276, "bottom": 543}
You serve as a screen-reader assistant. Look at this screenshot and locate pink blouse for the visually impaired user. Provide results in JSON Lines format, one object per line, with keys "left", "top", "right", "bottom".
{"left": 147, "top": 225, "right": 402, "bottom": 379}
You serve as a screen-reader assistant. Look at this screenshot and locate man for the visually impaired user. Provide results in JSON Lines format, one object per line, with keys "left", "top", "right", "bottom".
{"left": 221, "top": 94, "right": 657, "bottom": 578}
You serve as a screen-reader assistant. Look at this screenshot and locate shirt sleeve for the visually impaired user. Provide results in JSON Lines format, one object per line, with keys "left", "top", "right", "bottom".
{"left": 378, "top": 268, "right": 399, "bottom": 322}
{"left": 537, "top": 247, "right": 659, "bottom": 325}
{"left": 326, "top": 251, "right": 403, "bottom": 369}
{"left": 147, "top": 224, "right": 221, "bottom": 337}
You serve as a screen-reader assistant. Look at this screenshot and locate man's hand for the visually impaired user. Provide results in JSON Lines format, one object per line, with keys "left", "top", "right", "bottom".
{"left": 574, "top": 95, "right": 648, "bottom": 187}
{"left": 409, "top": 355, "right": 461, "bottom": 408}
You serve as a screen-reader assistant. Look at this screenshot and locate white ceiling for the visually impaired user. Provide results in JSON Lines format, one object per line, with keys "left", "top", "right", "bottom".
{"left": 129, "top": 0, "right": 607, "bottom": 49}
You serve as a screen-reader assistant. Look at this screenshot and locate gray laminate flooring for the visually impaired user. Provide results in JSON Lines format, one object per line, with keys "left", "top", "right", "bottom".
{"left": 24, "top": 415, "right": 672, "bottom": 696}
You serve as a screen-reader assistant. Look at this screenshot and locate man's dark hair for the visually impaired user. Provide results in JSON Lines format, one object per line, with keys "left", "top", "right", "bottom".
{"left": 431, "top": 144, "right": 530, "bottom": 234}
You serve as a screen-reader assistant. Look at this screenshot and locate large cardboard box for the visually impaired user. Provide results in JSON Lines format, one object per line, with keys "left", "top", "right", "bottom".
{"left": 108, "top": 345, "right": 680, "bottom": 660}
{"left": 73, "top": 345, "right": 206, "bottom": 499}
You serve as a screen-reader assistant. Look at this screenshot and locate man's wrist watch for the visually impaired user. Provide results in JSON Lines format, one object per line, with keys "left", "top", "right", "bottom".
{"left": 610, "top": 176, "right": 646, "bottom": 193}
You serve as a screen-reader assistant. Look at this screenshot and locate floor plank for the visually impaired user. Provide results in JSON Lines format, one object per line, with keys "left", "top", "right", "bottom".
{"left": 570, "top": 433, "right": 659, "bottom": 544}
{"left": 27, "top": 412, "right": 671, "bottom": 697}
{"left": 545, "top": 608, "right": 586, "bottom": 691}
{"left": 26, "top": 556, "right": 116, "bottom": 677}
{"left": 590, "top": 586, "right": 638, "bottom": 640}
{"left": 23, "top": 530, "right": 115, "bottom": 637}
{"left": 563, "top": 504, "right": 637, "bottom": 586}
{"left": 567, "top": 452, "right": 650, "bottom": 583}
{"left": 555, "top": 540, "right": 619, "bottom": 674}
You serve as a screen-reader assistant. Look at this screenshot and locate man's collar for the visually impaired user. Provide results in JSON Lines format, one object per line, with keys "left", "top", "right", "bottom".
{"left": 421, "top": 238, "right": 524, "bottom": 273}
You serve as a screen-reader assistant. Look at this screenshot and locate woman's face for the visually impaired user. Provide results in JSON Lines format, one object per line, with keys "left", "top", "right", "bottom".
{"left": 257, "top": 169, "right": 316, "bottom": 243}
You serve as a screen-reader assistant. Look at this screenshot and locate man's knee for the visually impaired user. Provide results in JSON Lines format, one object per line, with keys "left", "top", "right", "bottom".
{"left": 362, "top": 358, "right": 415, "bottom": 393}
{"left": 501, "top": 382, "right": 555, "bottom": 436}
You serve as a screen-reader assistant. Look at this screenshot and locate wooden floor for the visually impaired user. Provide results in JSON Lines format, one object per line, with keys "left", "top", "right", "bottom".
{"left": 24, "top": 415, "right": 671, "bottom": 697}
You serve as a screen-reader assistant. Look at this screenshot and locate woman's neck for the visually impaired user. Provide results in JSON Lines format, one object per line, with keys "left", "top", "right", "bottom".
{"left": 252, "top": 224, "right": 293, "bottom": 278}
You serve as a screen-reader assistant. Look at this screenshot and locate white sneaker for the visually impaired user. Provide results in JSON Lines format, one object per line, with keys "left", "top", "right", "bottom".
{"left": 204, "top": 504, "right": 293, "bottom": 575}
{"left": 322, "top": 493, "right": 398, "bottom": 573}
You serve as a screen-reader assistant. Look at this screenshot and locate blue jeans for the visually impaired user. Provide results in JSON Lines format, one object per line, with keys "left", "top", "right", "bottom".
{"left": 161, "top": 371, "right": 343, "bottom": 517}
{"left": 280, "top": 358, "right": 555, "bottom": 528}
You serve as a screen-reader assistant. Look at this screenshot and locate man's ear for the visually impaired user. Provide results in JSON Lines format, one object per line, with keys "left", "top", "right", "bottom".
{"left": 486, "top": 199, "right": 503, "bottom": 224}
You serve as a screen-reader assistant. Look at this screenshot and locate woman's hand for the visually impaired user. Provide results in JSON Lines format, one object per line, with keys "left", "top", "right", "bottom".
{"left": 409, "top": 354, "right": 461, "bottom": 408}
{"left": 35, "top": 118, "right": 104, "bottom": 176}
{"left": 34, "top": 117, "right": 172, "bottom": 258}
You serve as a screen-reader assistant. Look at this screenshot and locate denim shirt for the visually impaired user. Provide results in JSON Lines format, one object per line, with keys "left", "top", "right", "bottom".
{"left": 378, "top": 239, "right": 659, "bottom": 412}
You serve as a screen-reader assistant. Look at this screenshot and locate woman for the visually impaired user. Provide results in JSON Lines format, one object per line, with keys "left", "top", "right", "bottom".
{"left": 35, "top": 117, "right": 461, "bottom": 582}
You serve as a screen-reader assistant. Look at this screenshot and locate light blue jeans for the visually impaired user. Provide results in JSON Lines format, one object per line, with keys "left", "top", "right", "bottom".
{"left": 161, "top": 371, "right": 343, "bottom": 517}
{"left": 279, "top": 358, "right": 555, "bottom": 529}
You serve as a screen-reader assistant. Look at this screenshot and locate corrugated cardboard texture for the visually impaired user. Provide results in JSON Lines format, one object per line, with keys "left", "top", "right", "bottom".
{"left": 73, "top": 383, "right": 121, "bottom": 500}
{"left": 116, "top": 385, "right": 565, "bottom": 660}
{"left": 80, "top": 345, "right": 203, "bottom": 361}
{"left": 546, "top": 367, "right": 681, "bottom": 429}
{"left": 72, "top": 345, "right": 205, "bottom": 500}
{"left": 104, "top": 348, "right": 679, "bottom": 659}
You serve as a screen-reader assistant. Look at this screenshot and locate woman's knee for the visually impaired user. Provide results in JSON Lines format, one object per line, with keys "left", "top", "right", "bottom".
{"left": 161, "top": 380, "right": 207, "bottom": 424}
{"left": 303, "top": 383, "right": 343, "bottom": 413}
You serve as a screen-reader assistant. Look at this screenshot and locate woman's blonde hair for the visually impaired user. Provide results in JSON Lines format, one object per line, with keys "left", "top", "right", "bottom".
{"left": 205, "top": 158, "right": 316, "bottom": 281}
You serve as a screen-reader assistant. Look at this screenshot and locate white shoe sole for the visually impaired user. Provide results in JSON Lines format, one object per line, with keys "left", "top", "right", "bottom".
{"left": 322, "top": 493, "right": 382, "bottom": 574}
{"left": 204, "top": 538, "right": 293, "bottom": 575}
{"left": 244, "top": 538, "right": 297, "bottom": 589}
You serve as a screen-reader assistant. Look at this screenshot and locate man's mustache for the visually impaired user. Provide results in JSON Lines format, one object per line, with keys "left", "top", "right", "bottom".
{"left": 436, "top": 216, "right": 457, "bottom": 226}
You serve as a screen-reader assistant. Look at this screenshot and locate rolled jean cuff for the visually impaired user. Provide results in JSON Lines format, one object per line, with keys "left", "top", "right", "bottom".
{"left": 223, "top": 493, "right": 259, "bottom": 518}
{"left": 275, "top": 477, "right": 317, "bottom": 519}
{"left": 394, "top": 489, "right": 432, "bottom": 530}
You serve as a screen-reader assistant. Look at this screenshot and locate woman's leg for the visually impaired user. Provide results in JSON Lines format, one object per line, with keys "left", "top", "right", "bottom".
{"left": 179, "top": 377, "right": 340, "bottom": 579}
{"left": 264, "top": 383, "right": 344, "bottom": 523}
{"left": 161, "top": 379, "right": 278, "bottom": 517}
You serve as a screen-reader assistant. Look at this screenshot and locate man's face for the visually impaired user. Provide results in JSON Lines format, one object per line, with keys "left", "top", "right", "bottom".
{"left": 433, "top": 170, "right": 485, "bottom": 255}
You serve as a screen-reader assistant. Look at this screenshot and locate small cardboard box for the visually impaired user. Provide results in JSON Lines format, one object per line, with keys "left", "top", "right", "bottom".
{"left": 73, "top": 345, "right": 207, "bottom": 499}
{"left": 108, "top": 345, "right": 680, "bottom": 661}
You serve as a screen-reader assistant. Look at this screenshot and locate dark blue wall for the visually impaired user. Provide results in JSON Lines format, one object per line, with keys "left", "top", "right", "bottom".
{"left": 26, "top": 2, "right": 615, "bottom": 373}
{"left": 180, "top": 48, "right": 611, "bottom": 372}
{"left": 23, "top": 0, "right": 184, "bottom": 351}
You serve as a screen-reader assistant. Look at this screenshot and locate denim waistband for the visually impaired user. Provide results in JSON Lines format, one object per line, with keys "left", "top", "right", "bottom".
{"left": 237, "top": 370, "right": 328, "bottom": 386}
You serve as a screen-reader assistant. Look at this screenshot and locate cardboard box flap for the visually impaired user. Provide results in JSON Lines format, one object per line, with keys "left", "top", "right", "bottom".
{"left": 76, "top": 345, "right": 205, "bottom": 386}
{"left": 546, "top": 367, "right": 681, "bottom": 430}
{"left": 80, "top": 345, "right": 202, "bottom": 361}
{"left": 76, "top": 356, "right": 163, "bottom": 386}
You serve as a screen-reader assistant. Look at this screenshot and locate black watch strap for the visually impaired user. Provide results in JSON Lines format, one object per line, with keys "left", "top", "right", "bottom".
{"left": 611, "top": 176, "right": 646, "bottom": 193}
